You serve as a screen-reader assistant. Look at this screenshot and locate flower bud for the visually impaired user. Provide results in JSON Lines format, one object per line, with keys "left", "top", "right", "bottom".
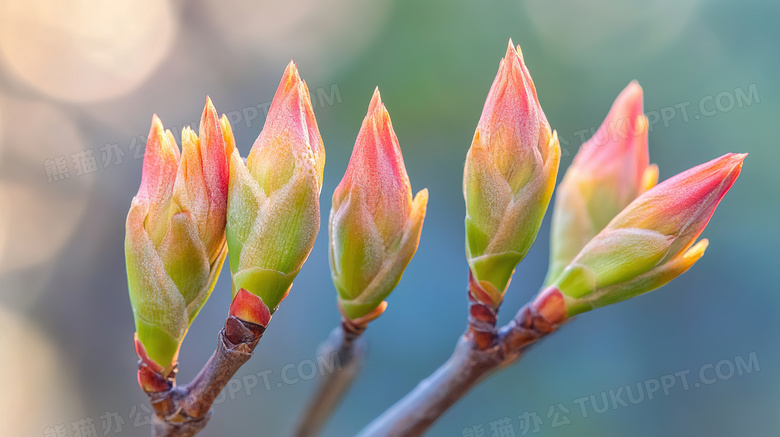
{"left": 545, "top": 82, "right": 658, "bottom": 284}
{"left": 464, "top": 40, "right": 560, "bottom": 308}
{"left": 548, "top": 153, "right": 746, "bottom": 316}
{"left": 126, "top": 98, "right": 232, "bottom": 375}
{"left": 330, "top": 88, "right": 428, "bottom": 322}
{"left": 226, "top": 61, "right": 325, "bottom": 322}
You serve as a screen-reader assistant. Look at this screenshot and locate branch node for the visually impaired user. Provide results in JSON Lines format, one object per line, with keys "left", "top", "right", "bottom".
{"left": 141, "top": 316, "right": 265, "bottom": 437}
{"left": 467, "top": 287, "right": 499, "bottom": 350}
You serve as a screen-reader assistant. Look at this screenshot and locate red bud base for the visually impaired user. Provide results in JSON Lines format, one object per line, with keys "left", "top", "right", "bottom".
{"left": 229, "top": 289, "right": 272, "bottom": 328}
{"left": 134, "top": 335, "right": 176, "bottom": 394}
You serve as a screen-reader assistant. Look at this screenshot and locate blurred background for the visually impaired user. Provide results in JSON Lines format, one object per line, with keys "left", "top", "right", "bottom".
{"left": 0, "top": 0, "right": 778, "bottom": 436}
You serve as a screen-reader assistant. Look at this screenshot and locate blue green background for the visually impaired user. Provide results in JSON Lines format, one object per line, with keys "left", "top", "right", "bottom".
{"left": 0, "top": 0, "right": 777, "bottom": 436}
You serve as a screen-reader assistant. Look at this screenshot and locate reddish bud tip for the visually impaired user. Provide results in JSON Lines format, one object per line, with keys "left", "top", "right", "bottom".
{"left": 199, "top": 96, "right": 231, "bottom": 207}
{"left": 137, "top": 115, "right": 179, "bottom": 204}
{"left": 573, "top": 81, "right": 650, "bottom": 197}
{"left": 333, "top": 87, "right": 413, "bottom": 241}
{"left": 610, "top": 152, "right": 746, "bottom": 253}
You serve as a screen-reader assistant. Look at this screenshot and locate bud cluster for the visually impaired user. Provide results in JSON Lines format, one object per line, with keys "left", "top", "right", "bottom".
{"left": 125, "top": 40, "right": 746, "bottom": 389}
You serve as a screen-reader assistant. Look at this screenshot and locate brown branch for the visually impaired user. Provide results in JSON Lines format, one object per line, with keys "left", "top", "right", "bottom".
{"left": 355, "top": 288, "right": 567, "bottom": 437}
{"left": 140, "top": 316, "right": 265, "bottom": 437}
{"left": 292, "top": 318, "right": 367, "bottom": 437}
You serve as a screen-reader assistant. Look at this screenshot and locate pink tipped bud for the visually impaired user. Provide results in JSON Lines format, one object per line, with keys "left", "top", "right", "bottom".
{"left": 546, "top": 82, "right": 658, "bottom": 284}
{"left": 551, "top": 153, "right": 746, "bottom": 315}
{"left": 330, "top": 88, "right": 428, "bottom": 321}
{"left": 173, "top": 97, "right": 231, "bottom": 261}
{"left": 610, "top": 153, "right": 745, "bottom": 253}
{"left": 227, "top": 61, "right": 325, "bottom": 314}
{"left": 464, "top": 40, "right": 560, "bottom": 307}
{"left": 126, "top": 100, "right": 233, "bottom": 372}
{"left": 137, "top": 116, "right": 180, "bottom": 245}
{"left": 246, "top": 61, "right": 325, "bottom": 194}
